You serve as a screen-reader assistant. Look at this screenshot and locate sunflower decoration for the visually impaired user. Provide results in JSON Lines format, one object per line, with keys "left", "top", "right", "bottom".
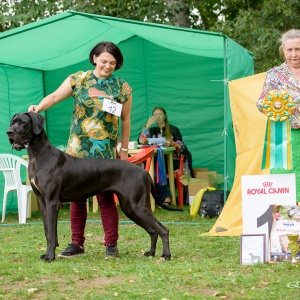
{"left": 261, "top": 90, "right": 295, "bottom": 122}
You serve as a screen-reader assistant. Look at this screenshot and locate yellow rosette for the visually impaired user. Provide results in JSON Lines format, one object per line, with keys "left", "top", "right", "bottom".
{"left": 261, "top": 90, "right": 295, "bottom": 170}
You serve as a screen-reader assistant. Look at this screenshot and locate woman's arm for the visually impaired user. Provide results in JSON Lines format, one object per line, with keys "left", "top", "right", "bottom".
{"left": 170, "top": 125, "right": 184, "bottom": 154}
{"left": 138, "top": 127, "right": 151, "bottom": 144}
{"left": 28, "top": 77, "right": 73, "bottom": 113}
{"left": 137, "top": 116, "right": 157, "bottom": 144}
{"left": 119, "top": 94, "right": 132, "bottom": 160}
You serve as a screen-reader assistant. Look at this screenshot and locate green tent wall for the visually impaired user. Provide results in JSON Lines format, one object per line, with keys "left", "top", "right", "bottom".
{"left": 0, "top": 11, "right": 254, "bottom": 215}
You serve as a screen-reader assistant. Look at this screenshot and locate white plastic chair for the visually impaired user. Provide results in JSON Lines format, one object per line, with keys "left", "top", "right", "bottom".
{"left": 0, "top": 154, "right": 33, "bottom": 224}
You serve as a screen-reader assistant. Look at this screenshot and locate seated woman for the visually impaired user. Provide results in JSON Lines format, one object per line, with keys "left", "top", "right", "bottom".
{"left": 138, "top": 106, "right": 193, "bottom": 205}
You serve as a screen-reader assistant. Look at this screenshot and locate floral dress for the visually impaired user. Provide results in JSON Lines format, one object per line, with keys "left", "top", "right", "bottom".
{"left": 65, "top": 70, "right": 132, "bottom": 159}
{"left": 257, "top": 62, "right": 300, "bottom": 129}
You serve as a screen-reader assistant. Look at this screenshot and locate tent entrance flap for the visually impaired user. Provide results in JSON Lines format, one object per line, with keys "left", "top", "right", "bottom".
{"left": 205, "top": 73, "right": 267, "bottom": 236}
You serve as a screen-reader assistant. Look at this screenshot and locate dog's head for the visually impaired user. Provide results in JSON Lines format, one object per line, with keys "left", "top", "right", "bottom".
{"left": 7, "top": 113, "right": 45, "bottom": 151}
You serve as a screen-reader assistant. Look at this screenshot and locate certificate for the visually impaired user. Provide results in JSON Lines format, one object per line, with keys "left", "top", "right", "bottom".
{"left": 240, "top": 234, "right": 266, "bottom": 265}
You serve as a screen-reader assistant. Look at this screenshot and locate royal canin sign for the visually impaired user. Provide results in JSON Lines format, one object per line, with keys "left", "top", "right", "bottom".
{"left": 242, "top": 174, "right": 296, "bottom": 202}
{"left": 247, "top": 182, "right": 289, "bottom": 195}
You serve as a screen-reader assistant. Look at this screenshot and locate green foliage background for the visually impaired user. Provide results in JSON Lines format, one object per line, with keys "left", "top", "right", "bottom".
{"left": 1, "top": 0, "right": 300, "bottom": 72}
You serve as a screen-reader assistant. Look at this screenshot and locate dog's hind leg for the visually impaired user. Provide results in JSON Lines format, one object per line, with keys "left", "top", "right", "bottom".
{"left": 145, "top": 222, "right": 171, "bottom": 260}
{"left": 150, "top": 220, "right": 171, "bottom": 260}
{"left": 157, "top": 223, "right": 171, "bottom": 260}
{"left": 121, "top": 204, "right": 171, "bottom": 260}
{"left": 143, "top": 220, "right": 171, "bottom": 260}
{"left": 144, "top": 230, "right": 159, "bottom": 258}
{"left": 122, "top": 209, "right": 159, "bottom": 257}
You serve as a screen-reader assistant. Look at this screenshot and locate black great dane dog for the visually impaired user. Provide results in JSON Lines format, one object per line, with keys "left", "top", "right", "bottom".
{"left": 7, "top": 113, "right": 182, "bottom": 262}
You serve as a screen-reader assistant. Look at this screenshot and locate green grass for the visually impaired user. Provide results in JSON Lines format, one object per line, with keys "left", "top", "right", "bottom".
{"left": 0, "top": 205, "right": 299, "bottom": 300}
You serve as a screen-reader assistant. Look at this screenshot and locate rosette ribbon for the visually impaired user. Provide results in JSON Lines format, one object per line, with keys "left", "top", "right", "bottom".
{"left": 261, "top": 90, "right": 295, "bottom": 170}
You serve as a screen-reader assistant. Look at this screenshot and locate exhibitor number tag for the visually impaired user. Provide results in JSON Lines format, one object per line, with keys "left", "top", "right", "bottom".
{"left": 102, "top": 98, "right": 122, "bottom": 117}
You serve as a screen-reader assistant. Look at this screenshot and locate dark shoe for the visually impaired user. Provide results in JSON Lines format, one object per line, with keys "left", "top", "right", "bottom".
{"left": 57, "top": 243, "right": 84, "bottom": 258}
{"left": 106, "top": 244, "right": 119, "bottom": 258}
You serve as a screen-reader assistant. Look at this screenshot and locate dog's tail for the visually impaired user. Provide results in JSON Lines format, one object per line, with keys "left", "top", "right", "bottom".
{"left": 149, "top": 173, "right": 183, "bottom": 211}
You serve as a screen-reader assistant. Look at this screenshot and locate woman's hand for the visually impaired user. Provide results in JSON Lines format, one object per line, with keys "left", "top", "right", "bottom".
{"left": 118, "top": 150, "right": 128, "bottom": 161}
{"left": 145, "top": 116, "right": 157, "bottom": 128}
{"left": 28, "top": 105, "right": 40, "bottom": 113}
{"left": 165, "top": 140, "right": 172, "bottom": 147}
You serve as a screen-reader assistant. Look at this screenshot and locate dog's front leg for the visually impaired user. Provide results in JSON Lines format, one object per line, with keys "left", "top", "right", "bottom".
{"left": 36, "top": 195, "right": 51, "bottom": 261}
{"left": 41, "top": 200, "right": 59, "bottom": 262}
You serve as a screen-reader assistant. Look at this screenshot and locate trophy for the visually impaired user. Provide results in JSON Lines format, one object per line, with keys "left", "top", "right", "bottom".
{"left": 287, "top": 234, "right": 299, "bottom": 264}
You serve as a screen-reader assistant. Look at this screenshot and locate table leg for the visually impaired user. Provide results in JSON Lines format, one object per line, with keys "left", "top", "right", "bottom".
{"left": 26, "top": 173, "right": 39, "bottom": 218}
{"left": 92, "top": 196, "right": 98, "bottom": 212}
{"left": 149, "top": 158, "right": 155, "bottom": 211}
{"left": 166, "top": 153, "right": 176, "bottom": 205}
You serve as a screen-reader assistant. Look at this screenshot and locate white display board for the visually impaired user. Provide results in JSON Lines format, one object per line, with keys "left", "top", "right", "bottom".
{"left": 241, "top": 173, "right": 296, "bottom": 261}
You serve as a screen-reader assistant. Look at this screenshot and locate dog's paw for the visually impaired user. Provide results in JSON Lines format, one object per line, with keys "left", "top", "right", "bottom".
{"left": 143, "top": 251, "right": 155, "bottom": 257}
{"left": 161, "top": 254, "right": 171, "bottom": 261}
{"left": 40, "top": 253, "right": 55, "bottom": 262}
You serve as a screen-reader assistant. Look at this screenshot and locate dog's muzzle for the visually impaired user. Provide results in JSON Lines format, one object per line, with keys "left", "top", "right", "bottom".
{"left": 6, "top": 128, "right": 29, "bottom": 151}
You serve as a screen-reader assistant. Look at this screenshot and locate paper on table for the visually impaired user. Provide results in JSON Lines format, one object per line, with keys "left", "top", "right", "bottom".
{"left": 147, "top": 137, "right": 166, "bottom": 145}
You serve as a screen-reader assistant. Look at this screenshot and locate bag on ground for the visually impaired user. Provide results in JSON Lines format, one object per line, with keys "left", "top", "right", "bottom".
{"left": 199, "top": 190, "right": 230, "bottom": 218}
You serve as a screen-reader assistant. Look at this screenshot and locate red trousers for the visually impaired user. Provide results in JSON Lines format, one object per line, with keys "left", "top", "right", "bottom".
{"left": 70, "top": 191, "right": 119, "bottom": 247}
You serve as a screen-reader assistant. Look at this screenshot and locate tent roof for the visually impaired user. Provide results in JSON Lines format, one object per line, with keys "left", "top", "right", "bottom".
{"left": 0, "top": 11, "right": 235, "bottom": 71}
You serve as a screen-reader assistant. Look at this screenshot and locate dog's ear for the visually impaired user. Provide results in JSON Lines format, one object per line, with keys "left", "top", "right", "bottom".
{"left": 28, "top": 112, "right": 45, "bottom": 135}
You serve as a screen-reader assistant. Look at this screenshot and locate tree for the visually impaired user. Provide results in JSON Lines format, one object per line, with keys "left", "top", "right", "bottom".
{"left": 1, "top": 0, "right": 300, "bottom": 73}
{"left": 0, "top": 0, "right": 249, "bottom": 31}
{"left": 215, "top": 0, "right": 300, "bottom": 72}
{"left": 0, "top": 0, "right": 62, "bottom": 32}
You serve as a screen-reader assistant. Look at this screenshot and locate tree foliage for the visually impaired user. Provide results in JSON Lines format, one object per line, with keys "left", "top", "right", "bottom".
{"left": 1, "top": 0, "right": 300, "bottom": 73}
{"left": 0, "top": 0, "right": 261, "bottom": 31}
{"left": 215, "top": 0, "right": 300, "bottom": 73}
{"left": 0, "top": 0, "right": 62, "bottom": 31}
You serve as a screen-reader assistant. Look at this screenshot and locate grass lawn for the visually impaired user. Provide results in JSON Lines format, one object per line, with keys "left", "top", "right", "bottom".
{"left": 0, "top": 204, "right": 299, "bottom": 300}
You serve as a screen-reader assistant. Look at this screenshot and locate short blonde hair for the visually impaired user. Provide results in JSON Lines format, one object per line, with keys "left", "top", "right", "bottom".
{"left": 279, "top": 29, "right": 300, "bottom": 57}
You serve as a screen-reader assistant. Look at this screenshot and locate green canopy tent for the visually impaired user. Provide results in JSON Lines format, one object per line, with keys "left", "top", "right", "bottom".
{"left": 0, "top": 11, "right": 254, "bottom": 215}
